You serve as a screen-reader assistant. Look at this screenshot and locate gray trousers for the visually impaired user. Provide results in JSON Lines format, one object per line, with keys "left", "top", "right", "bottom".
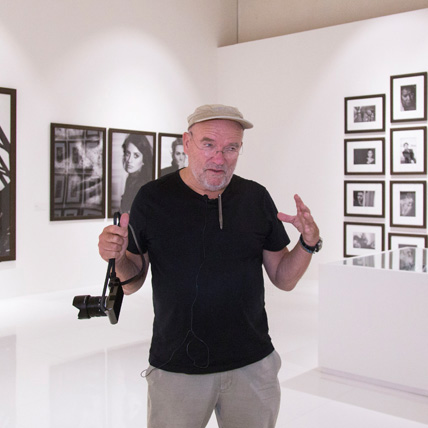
{"left": 145, "top": 350, "right": 282, "bottom": 428}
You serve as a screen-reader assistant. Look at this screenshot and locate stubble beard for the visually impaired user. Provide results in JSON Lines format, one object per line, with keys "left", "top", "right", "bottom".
{"left": 191, "top": 163, "right": 235, "bottom": 192}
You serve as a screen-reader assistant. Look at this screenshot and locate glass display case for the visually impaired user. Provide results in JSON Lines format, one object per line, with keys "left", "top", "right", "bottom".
{"left": 341, "top": 247, "right": 427, "bottom": 273}
{"left": 319, "top": 248, "right": 428, "bottom": 397}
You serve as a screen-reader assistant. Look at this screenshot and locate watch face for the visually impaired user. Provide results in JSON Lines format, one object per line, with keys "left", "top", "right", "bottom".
{"left": 315, "top": 238, "right": 323, "bottom": 252}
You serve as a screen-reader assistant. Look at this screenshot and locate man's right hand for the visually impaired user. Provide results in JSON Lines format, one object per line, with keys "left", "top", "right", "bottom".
{"left": 98, "top": 212, "right": 130, "bottom": 263}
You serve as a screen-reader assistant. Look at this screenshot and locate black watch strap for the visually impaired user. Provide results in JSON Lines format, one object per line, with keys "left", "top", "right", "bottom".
{"left": 299, "top": 235, "right": 322, "bottom": 254}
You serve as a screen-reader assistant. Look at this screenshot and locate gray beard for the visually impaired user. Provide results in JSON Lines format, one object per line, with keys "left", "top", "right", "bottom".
{"left": 191, "top": 164, "right": 234, "bottom": 192}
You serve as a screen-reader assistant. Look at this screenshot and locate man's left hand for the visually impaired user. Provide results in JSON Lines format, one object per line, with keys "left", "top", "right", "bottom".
{"left": 277, "top": 194, "right": 320, "bottom": 246}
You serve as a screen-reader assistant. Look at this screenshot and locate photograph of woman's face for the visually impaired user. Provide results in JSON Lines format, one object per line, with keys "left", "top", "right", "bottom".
{"left": 123, "top": 142, "right": 144, "bottom": 174}
{"left": 173, "top": 143, "right": 186, "bottom": 169}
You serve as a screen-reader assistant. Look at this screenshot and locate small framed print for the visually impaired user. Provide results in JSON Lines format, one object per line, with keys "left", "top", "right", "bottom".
{"left": 344, "top": 181, "right": 385, "bottom": 218}
{"left": 157, "top": 133, "right": 187, "bottom": 178}
{"left": 344, "top": 138, "right": 385, "bottom": 175}
{"left": 108, "top": 128, "right": 156, "bottom": 217}
{"left": 390, "top": 127, "right": 426, "bottom": 175}
{"left": 345, "top": 94, "right": 385, "bottom": 134}
{"left": 344, "top": 221, "right": 385, "bottom": 257}
{"left": 390, "top": 72, "right": 427, "bottom": 123}
{"left": 50, "top": 123, "right": 106, "bottom": 221}
{"left": 388, "top": 233, "right": 427, "bottom": 250}
{"left": 390, "top": 181, "right": 426, "bottom": 228}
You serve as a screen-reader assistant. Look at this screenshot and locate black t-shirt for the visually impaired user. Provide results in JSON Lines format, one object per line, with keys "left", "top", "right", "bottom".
{"left": 128, "top": 171, "right": 290, "bottom": 374}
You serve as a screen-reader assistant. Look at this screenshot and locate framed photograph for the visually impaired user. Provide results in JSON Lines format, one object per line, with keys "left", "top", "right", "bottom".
{"left": 344, "top": 138, "right": 385, "bottom": 175}
{"left": 50, "top": 124, "right": 106, "bottom": 221}
{"left": 390, "top": 127, "right": 426, "bottom": 175}
{"left": 389, "top": 247, "right": 427, "bottom": 273}
{"left": 390, "top": 181, "right": 426, "bottom": 228}
{"left": 345, "top": 94, "right": 385, "bottom": 134}
{"left": 157, "top": 133, "right": 187, "bottom": 178}
{"left": 0, "top": 87, "right": 16, "bottom": 261}
{"left": 390, "top": 72, "right": 427, "bottom": 123}
{"left": 388, "top": 233, "right": 427, "bottom": 250}
{"left": 344, "top": 222, "right": 385, "bottom": 257}
{"left": 108, "top": 128, "right": 156, "bottom": 217}
{"left": 344, "top": 181, "right": 385, "bottom": 218}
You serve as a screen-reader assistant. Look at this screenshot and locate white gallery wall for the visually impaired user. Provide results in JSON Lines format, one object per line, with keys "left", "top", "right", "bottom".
{"left": 0, "top": 0, "right": 236, "bottom": 298}
{"left": 1, "top": 4, "right": 427, "bottom": 299}
{"left": 218, "top": 9, "right": 428, "bottom": 279}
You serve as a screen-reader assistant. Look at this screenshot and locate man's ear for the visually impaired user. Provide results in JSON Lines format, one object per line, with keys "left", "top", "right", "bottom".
{"left": 182, "top": 132, "right": 191, "bottom": 154}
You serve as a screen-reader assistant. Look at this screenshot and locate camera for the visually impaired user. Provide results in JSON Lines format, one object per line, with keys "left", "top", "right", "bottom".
{"left": 73, "top": 276, "right": 124, "bottom": 325}
{"left": 72, "top": 212, "right": 145, "bottom": 325}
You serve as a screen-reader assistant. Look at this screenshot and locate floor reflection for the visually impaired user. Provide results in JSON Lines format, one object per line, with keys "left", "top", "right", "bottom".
{"left": 1, "top": 281, "right": 427, "bottom": 428}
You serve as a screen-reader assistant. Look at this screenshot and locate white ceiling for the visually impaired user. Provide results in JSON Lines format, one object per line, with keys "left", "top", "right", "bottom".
{"left": 226, "top": 0, "right": 428, "bottom": 44}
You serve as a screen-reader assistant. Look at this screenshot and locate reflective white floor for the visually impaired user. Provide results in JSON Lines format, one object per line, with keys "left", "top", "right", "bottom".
{"left": 1, "top": 279, "right": 427, "bottom": 428}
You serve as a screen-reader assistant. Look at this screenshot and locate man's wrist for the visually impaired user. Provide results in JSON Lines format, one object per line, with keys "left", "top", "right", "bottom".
{"left": 299, "top": 235, "right": 323, "bottom": 254}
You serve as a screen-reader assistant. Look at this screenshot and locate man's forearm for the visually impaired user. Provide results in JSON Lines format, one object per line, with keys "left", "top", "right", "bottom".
{"left": 115, "top": 251, "right": 149, "bottom": 295}
{"left": 273, "top": 243, "right": 312, "bottom": 291}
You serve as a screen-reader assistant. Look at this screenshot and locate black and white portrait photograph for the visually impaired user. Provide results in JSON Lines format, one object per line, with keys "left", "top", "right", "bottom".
{"left": 157, "top": 133, "right": 187, "bottom": 178}
{"left": 344, "top": 222, "right": 384, "bottom": 257}
{"left": 389, "top": 246, "right": 427, "bottom": 273}
{"left": 345, "top": 138, "right": 385, "bottom": 175}
{"left": 388, "top": 233, "right": 428, "bottom": 251}
{"left": 108, "top": 128, "right": 156, "bottom": 217}
{"left": 345, "top": 181, "right": 385, "bottom": 218}
{"left": 391, "top": 72, "right": 427, "bottom": 122}
{"left": 345, "top": 94, "right": 385, "bottom": 133}
{"left": 0, "top": 87, "right": 16, "bottom": 261}
{"left": 50, "top": 124, "right": 106, "bottom": 221}
{"left": 390, "top": 127, "right": 426, "bottom": 175}
{"left": 390, "top": 181, "right": 426, "bottom": 228}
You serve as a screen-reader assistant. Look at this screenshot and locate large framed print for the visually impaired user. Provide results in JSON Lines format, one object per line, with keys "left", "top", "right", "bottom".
{"left": 0, "top": 88, "right": 16, "bottom": 261}
{"left": 388, "top": 233, "right": 427, "bottom": 250}
{"left": 345, "top": 94, "right": 385, "bottom": 134}
{"left": 390, "top": 181, "right": 426, "bottom": 228}
{"left": 108, "top": 128, "right": 156, "bottom": 217}
{"left": 344, "top": 180, "right": 385, "bottom": 218}
{"left": 344, "top": 222, "right": 385, "bottom": 257}
{"left": 344, "top": 138, "right": 385, "bottom": 175}
{"left": 390, "top": 127, "right": 426, "bottom": 175}
{"left": 50, "top": 124, "right": 106, "bottom": 221}
{"left": 157, "top": 133, "right": 187, "bottom": 178}
{"left": 390, "top": 72, "right": 427, "bottom": 123}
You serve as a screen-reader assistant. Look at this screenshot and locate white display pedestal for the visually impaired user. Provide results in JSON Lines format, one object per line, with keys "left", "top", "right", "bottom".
{"left": 319, "top": 248, "right": 428, "bottom": 396}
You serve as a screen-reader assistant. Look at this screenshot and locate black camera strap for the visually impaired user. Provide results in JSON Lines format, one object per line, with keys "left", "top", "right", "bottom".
{"left": 101, "top": 212, "right": 146, "bottom": 311}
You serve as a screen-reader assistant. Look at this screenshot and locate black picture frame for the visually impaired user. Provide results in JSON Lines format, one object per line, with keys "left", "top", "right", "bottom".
{"left": 108, "top": 128, "right": 156, "bottom": 217}
{"left": 157, "top": 133, "right": 186, "bottom": 178}
{"left": 390, "top": 126, "right": 427, "bottom": 175}
{"left": 50, "top": 123, "right": 106, "bottom": 221}
{"left": 390, "top": 72, "right": 427, "bottom": 123}
{"left": 0, "top": 87, "right": 16, "bottom": 261}
{"left": 390, "top": 180, "right": 426, "bottom": 228}
{"left": 344, "top": 221, "right": 385, "bottom": 258}
{"left": 345, "top": 94, "right": 385, "bottom": 134}
{"left": 388, "top": 233, "right": 428, "bottom": 250}
{"left": 344, "top": 138, "right": 385, "bottom": 175}
{"left": 344, "top": 180, "right": 385, "bottom": 218}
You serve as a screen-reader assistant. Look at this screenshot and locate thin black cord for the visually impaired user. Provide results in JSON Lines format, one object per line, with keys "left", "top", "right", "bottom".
{"left": 142, "top": 196, "right": 211, "bottom": 377}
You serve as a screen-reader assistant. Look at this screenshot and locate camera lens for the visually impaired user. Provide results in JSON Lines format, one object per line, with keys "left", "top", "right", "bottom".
{"left": 72, "top": 295, "right": 107, "bottom": 319}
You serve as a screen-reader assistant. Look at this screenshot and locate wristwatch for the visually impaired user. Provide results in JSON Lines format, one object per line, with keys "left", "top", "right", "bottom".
{"left": 299, "top": 234, "right": 323, "bottom": 254}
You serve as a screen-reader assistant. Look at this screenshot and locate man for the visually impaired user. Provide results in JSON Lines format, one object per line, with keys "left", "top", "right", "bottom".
{"left": 98, "top": 104, "right": 321, "bottom": 428}
{"left": 401, "top": 142, "right": 416, "bottom": 164}
{"left": 400, "top": 85, "right": 416, "bottom": 111}
{"left": 354, "top": 191, "right": 365, "bottom": 206}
